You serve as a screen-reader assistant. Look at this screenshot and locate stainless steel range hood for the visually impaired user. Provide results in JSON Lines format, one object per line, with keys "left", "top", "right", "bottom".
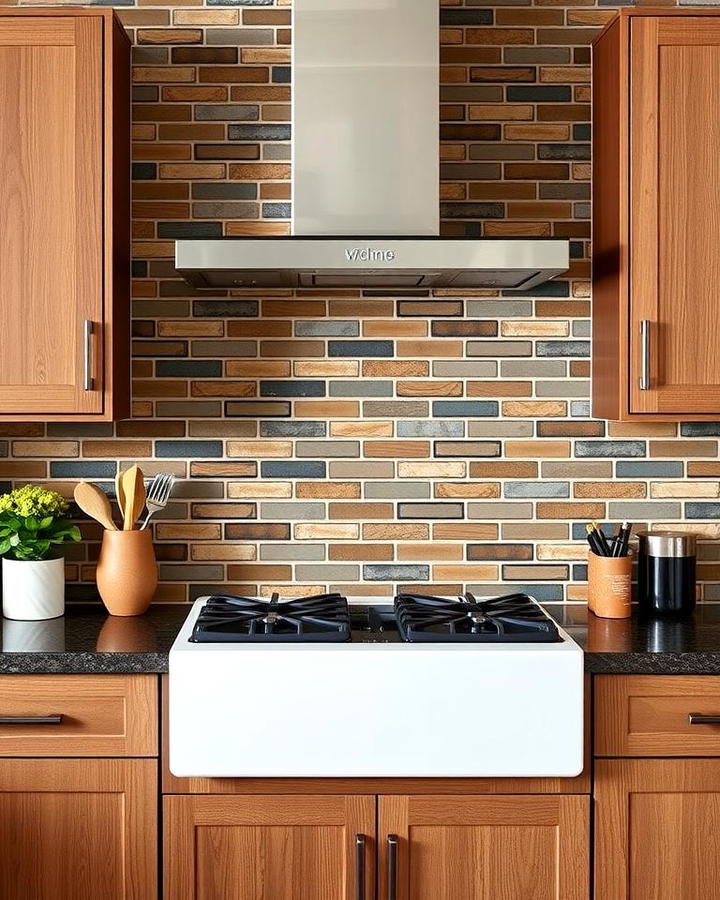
{"left": 176, "top": 0, "right": 569, "bottom": 291}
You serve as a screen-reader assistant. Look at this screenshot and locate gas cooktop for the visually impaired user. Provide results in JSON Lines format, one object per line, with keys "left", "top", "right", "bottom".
{"left": 170, "top": 592, "right": 583, "bottom": 778}
{"left": 189, "top": 590, "right": 560, "bottom": 644}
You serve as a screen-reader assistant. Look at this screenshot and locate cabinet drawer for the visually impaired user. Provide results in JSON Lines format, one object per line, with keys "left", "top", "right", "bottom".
{"left": 595, "top": 675, "right": 720, "bottom": 757}
{"left": 0, "top": 674, "right": 157, "bottom": 757}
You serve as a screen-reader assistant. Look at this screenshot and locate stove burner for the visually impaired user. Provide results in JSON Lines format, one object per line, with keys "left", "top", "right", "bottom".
{"left": 190, "top": 592, "right": 351, "bottom": 643}
{"left": 394, "top": 592, "right": 559, "bottom": 643}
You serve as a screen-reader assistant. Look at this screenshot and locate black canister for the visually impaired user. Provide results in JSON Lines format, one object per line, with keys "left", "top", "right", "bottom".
{"left": 637, "top": 531, "right": 697, "bottom": 617}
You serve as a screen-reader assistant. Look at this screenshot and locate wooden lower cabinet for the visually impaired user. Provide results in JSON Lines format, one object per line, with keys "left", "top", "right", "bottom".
{"left": 164, "top": 791, "right": 589, "bottom": 900}
{"left": 163, "top": 794, "right": 375, "bottom": 900}
{"left": 595, "top": 758, "right": 720, "bottom": 900}
{"left": 0, "top": 758, "right": 157, "bottom": 900}
{"left": 379, "top": 794, "right": 589, "bottom": 900}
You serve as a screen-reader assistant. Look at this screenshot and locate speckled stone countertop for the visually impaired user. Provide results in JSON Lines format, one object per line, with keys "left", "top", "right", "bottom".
{"left": 2, "top": 601, "right": 720, "bottom": 675}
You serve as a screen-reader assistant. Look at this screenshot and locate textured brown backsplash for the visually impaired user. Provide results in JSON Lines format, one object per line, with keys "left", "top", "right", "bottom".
{"left": 1, "top": 0, "right": 719, "bottom": 604}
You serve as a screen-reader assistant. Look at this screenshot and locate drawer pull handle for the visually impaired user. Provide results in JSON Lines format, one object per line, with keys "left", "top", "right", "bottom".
{"left": 0, "top": 715, "right": 63, "bottom": 725}
{"left": 689, "top": 713, "right": 720, "bottom": 726}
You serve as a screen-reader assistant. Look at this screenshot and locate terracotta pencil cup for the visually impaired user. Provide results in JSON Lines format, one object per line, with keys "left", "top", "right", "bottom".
{"left": 588, "top": 550, "right": 633, "bottom": 619}
{"left": 96, "top": 529, "right": 158, "bottom": 617}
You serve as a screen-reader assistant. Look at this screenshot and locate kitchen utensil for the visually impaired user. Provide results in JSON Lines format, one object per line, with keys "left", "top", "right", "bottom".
{"left": 96, "top": 528, "right": 157, "bottom": 616}
{"left": 73, "top": 482, "right": 117, "bottom": 531}
{"left": 115, "top": 470, "right": 126, "bottom": 525}
{"left": 638, "top": 531, "right": 697, "bottom": 617}
{"left": 119, "top": 464, "right": 146, "bottom": 531}
{"left": 140, "top": 472, "right": 175, "bottom": 530}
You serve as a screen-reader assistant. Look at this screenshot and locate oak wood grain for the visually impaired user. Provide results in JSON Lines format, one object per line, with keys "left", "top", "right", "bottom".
{"left": 595, "top": 758, "right": 720, "bottom": 900}
{"left": 593, "top": 12, "right": 720, "bottom": 419}
{"left": 378, "top": 793, "right": 589, "bottom": 900}
{"left": 596, "top": 675, "right": 720, "bottom": 757}
{"left": 0, "top": 757, "right": 157, "bottom": 900}
{"left": 0, "top": 674, "right": 157, "bottom": 757}
{"left": 164, "top": 794, "right": 375, "bottom": 900}
{"left": 0, "top": 10, "right": 130, "bottom": 421}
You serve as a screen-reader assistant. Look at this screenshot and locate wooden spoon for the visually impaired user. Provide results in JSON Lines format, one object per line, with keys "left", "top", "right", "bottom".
{"left": 120, "top": 465, "right": 146, "bottom": 531}
{"left": 74, "top": 482, "right": 117, "bottom": 531}
{"left": 115, "top": 470, "right": 126, "bottom": 526}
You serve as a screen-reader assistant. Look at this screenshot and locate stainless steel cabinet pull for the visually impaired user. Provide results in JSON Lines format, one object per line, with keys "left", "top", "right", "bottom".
{"left": 387, "top": 834, "right": 398, "bottom": 900}
{"left": 355, "top": 834, "right": 366, "bottom": 900}
{"left": 0, "top": 715, "right": 63, "bottom": 725}
{"left": 83, "top": 319, "right": 94, "bottom": 391}
{"left": 689, "top": 713, "right": 720, "bottom": 725}
{"left": 639, "top": 319, "right": 651, "bottom": 391}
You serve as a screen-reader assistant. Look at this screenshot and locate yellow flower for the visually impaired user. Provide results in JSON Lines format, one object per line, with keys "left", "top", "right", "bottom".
{"left": 0, "top": 485, "right": 68, "bottom": 519}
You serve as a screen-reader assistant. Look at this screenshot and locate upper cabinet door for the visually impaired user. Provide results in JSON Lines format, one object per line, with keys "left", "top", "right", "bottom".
{"left": 630, "top": 17, "right": 720, "bottom": 415}
{"left": 0, "top": 18, "right": 103, "bottom": 416}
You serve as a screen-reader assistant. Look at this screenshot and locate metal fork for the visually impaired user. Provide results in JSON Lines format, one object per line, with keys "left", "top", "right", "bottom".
{"left": 140, "top": 472, "right": 176, "bottom": 530}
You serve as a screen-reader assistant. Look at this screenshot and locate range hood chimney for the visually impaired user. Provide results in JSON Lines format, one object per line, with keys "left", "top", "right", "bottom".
{"left": 176, "top": 0, "right": 569, "bottom": 291}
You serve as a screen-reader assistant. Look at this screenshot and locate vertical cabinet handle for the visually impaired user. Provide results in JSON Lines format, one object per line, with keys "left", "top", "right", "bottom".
{"left": 639, "top": 319, "right": 651, "bottom": 391}
{"left": 387, "top": 834, "right": 398, "bottom": 900}
{"left": 355, "top": 834, "right": 366, "bottom": 900}
{"left": 83, "top": 319, "right": 94, "bottom": 391}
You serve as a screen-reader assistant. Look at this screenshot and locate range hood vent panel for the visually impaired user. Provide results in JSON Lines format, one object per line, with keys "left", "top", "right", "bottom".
{"left": 176, "top": 238, "right": 569, "bottom": 291}
{"left": 175, "top": 0, "right": 569, "bottom": 292}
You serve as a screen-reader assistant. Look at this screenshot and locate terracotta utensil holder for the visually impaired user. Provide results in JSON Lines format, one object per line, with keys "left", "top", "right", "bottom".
{"left": 96, "top": 529, "right": 157, "bottom": 617}
{"left": 588, "top": 550, "right": 633, "bottom": 619}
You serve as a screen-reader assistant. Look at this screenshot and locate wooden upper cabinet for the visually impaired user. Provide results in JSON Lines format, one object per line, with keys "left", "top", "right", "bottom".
{"left": 164, "top": 794, "right": 375, "bottom": 900}
{"left": 0, "top": 10, "right": 130, "bottom": 421}
{"left": 593, "top": 11, "right": 720, "bottom": 420}
{"left": 378, "top": 794, "right": 589, "bottom": 900}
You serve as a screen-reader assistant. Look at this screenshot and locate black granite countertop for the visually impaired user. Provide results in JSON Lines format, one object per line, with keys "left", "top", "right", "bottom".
{"left": 2, "top": 601, "right": 720, "bottom": 675}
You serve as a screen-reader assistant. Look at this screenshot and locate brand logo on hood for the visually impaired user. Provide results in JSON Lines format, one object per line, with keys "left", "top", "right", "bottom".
{"left": 345, "top": 247, "right": 396, "bottom": 263}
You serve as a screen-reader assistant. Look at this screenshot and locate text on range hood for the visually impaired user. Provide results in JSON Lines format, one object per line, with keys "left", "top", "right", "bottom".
{"left": 175, "top": 0, "right": 569, "bottom": 291}
{"left": 176, "top": 238, "right": 569, "bottom": 290}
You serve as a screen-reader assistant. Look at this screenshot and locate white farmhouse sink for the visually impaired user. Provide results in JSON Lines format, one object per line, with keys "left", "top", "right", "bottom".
{"left": 169, "top": 599, "right": 584, "bottom": 779}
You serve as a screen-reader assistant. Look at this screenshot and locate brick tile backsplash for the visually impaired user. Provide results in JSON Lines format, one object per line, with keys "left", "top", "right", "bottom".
{"left": 1, "top": 0, "right": 717, "bottom": 603}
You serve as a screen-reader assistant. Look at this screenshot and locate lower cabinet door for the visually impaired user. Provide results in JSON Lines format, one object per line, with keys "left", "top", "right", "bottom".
{"left": 164, "top": 794, "right": 375, "bottom": 900}
{"left": 378, "top": 794, "right": 589, "bottom": 900}
{"left": 595, "top": 758, "right": 720, "bottom": 900}
{"left": 0, "top": 758, "right": 157, "bottom": 900}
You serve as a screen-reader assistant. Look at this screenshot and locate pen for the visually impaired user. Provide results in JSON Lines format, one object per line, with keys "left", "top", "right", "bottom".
{"left": 592, "top": 521, "right": 612, "bottom": 557}
{"left": 586, "top": 523, "right": 606, "bottom": 557}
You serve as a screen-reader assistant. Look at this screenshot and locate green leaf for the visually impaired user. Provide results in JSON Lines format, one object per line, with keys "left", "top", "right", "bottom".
{"left": 0, "top": 539, "right": 11, "bottom": 556}
{"left": 39, "top": 516, "right": 54, "bottom": 530}
{"left": 9, "top": 535, "right": 20, "bottom": 546}
{"left": 24, "top": 516, "right": 39, "bottom": 532}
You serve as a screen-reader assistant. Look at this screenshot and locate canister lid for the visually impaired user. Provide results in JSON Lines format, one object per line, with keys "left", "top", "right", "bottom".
{"left": 637, "top": 531, "right": 697, "bottom": 558}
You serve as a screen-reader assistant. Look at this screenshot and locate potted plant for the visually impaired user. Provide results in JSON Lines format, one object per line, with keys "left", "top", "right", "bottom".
{"left": 0, "top": 486, "right": 81, "bottom": 621}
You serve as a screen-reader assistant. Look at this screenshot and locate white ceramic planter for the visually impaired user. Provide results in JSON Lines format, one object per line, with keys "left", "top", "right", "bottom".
{"left": 2, "top": 557, "right": 65, "bottom": 621}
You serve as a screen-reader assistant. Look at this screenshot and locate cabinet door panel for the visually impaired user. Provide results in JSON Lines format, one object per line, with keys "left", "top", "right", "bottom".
{"left": 630, "top": 18, "right": 720, "bottom": 414}
{"left": 164, "top": 794, "right": 375, "bottom": 900}
{"left": 595, "top": 758, "right": 720, "bottom": 900}
{"left": 0, "top": 758, "right": 156, "bottom": 900}
{"left": 378, "top": 794, "right": 588, "bottom": 900}
{"left": 0, "top": 17, "right": 103, "bottom": 415}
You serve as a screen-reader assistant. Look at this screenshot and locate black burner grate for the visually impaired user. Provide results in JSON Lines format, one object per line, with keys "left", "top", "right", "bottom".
{"left": 394, "top": 592, "right": 560, "bottom": 643}
{"left": 190, "top": 592, "right": 351, "bottom": 643}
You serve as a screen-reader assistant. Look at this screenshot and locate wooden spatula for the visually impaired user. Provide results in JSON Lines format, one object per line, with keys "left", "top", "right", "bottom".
{"left": 115, "top": 470, "right": 126, "bottom": 526}
{"left": 74, "top": 482, "right": 117, "bottom": 531}
{"left": 120, "top": 465, "right": 146, "bottom": 531}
